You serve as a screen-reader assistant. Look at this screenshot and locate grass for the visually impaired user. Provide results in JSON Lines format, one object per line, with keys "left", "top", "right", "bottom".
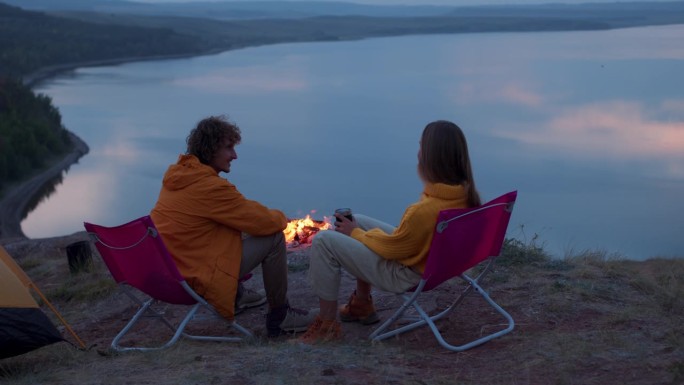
{"left": 669, "top": 361, "right": 684, "bottom": 384}
{"left": 45, "top": 275, "right": 116, "bottom": 303}
{"left": 1, "top": 235, "right": 683, "bottom": 384}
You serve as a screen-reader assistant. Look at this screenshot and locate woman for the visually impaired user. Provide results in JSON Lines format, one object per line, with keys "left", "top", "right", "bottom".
{"left": 300, "top": 120, "right": 481, "bottom": 343}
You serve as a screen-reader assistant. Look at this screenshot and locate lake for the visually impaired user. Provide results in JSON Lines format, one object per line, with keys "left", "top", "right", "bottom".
{"left": 26, "top": 24, "right": 684, "bottom": 260}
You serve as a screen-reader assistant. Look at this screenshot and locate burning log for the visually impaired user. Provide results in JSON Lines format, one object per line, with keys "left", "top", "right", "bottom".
{"left": 284, "top": 215, "right": 332, "bottom": 247}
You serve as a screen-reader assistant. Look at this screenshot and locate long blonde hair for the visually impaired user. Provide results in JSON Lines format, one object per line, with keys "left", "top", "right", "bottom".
{"left": 417, "top": 120, "right": 481, "bottom": 207}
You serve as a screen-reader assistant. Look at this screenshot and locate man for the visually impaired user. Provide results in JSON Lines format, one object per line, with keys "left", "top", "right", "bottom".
{"left": 151, "top": 115, "right": 315, "bottom": 337}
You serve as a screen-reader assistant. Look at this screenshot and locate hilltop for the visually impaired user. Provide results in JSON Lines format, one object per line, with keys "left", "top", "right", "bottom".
{"left": 0, "top": 235, "right": 682, "bottom": 384}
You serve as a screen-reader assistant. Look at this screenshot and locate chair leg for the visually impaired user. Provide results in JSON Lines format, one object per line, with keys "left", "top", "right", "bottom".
{"left": 181, "top": 302, "right": 253, "bottom": 343}
{"left": 179, "top": 281, "right": 254, "bottom": 342}
{"left": 111, "top": 298, "right": 191, "bottom": 352}
{"left": 431, "top": 279, "right": 514, "bottom": 352}
{"left": 370, "top": 280, "right": 428, "bottom": 341}
{"left": 111, "top": 300, "right": 253, "bottom": 352}
{"left": 370, "top": 278, "right": 465, "bottom": 342}
{"left": 369, "top": 276, "right": 514, "bottom": 352}
{"left": 121, "top": 286, "right": 178, "bottom": 331}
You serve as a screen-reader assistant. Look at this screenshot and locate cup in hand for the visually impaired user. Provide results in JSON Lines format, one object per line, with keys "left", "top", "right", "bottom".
{"left": 335, "top": 208, "right": 353, "bottom": 222}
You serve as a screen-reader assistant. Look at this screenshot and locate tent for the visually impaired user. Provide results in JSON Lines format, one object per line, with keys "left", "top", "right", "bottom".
{"left": 0, "top": 245, "right": 84, "bottom": 359}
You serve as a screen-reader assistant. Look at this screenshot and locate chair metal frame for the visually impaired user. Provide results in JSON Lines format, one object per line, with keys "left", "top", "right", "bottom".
{"left": 84, "top": 215, "right": 253, "bottom": 352}
{"left": 369, "top": 191, "right": 517, "bottom": 352}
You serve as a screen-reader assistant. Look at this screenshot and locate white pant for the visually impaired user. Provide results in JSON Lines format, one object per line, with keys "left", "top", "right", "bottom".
{"left": 309, "top": 214, "right": 422, "bottom": 301}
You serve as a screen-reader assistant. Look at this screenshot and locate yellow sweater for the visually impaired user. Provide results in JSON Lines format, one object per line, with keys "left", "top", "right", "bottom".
{"left": 350, "top": 183, "right": 468, "bottom": 273}
{"left": 151, "top": 154, "right": 287, "bottom": 320}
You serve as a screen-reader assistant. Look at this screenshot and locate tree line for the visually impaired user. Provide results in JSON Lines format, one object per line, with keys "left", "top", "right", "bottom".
{"left": 0, "top": 3, "right": 207, "bottom": 78}
{"left": 0, "top": 2, "right": 211, "bottom": 195}
{"left": 0, "top": 78, "right": 70, "bottom": 191}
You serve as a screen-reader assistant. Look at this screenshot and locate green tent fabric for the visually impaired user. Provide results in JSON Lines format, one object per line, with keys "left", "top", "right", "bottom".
{"left": 0, "top": 246, "right": 63, "bottom": 359}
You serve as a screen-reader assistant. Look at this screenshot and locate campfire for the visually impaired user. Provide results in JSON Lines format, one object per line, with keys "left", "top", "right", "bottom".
{"left": 283, "top": 213, "right": 332, "bottom": 247}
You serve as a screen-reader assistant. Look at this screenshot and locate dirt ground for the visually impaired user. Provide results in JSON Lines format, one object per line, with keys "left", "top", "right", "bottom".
{"left": 17, "top": 237, "right": 483, "bottom": 351}
{"left": 1, "top": 234, "right": 683, "bottom": 385}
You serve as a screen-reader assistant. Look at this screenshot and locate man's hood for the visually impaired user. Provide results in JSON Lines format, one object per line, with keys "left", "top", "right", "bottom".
{"left": 162, "top": 154, "right": 217, "bottom": 191}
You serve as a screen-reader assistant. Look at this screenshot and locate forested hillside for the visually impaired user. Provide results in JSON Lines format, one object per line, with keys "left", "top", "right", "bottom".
{"left": 0, "top": 78, "right": 70, "bottom": 191}
{"left": 0, "top": 2, "right": 206, "bottom": 78}
{"left": 6, "top": 1, "right": 684, "bottom": 80}
{"left": 0, "top": 2, "right": 209, "bottom": 196}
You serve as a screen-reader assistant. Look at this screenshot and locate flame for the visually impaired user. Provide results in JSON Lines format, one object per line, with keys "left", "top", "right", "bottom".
{"left": 283, "top": 214, "right": 332, "bottom": 246}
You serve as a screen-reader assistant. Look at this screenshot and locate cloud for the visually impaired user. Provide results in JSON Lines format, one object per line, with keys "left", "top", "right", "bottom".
{"left": 498, "top": 100, "right": 684, "bottom": 176}
{"left": 498, "top": 84, "right": 544, "bottom": 108}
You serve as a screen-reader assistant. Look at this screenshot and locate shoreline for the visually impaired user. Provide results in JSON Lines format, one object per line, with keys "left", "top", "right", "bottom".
{"left": 22, "top": 48, "right": 229, "bottom": 88}
{"left": 0, "top": 132, "right": 89, "bottom": 241}
{"left": 1, "top": 49, "right": 230, "bottom": 243}
{"left": 3, "top": 42, "right": 316, "bottom": 242}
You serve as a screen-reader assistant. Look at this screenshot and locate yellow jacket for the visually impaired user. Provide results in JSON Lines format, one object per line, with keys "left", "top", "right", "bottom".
{"left": 350, "top": 183, "right": 468, "bottom": 273}
{"left": 150, "top": 154, "right": 287, "bottom": 320}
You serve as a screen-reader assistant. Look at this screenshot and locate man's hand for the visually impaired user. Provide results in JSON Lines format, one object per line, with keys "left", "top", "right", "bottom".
{"left": 334, "top": 213, "right": 358, "bottom": 236}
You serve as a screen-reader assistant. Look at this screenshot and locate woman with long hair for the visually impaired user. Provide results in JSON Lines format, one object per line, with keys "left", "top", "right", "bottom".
{"left": 300, "top": 120, "right": 481, "bottom": 343}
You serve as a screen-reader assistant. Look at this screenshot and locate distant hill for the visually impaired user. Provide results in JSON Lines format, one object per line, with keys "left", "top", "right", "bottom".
{"left": 2, "top": 0, "right": 684, "bottom": 81}
{"left": 0, "top": 2, "right": 207, "bottom": 78}
{"left": 0, "top": 0, "right": 459, "bottom": 19}
{"left": 5, "top": 0, "right": 684, "bottom": 23}
{"left": 449, "top": 1, "right": 684, "bottom": 28}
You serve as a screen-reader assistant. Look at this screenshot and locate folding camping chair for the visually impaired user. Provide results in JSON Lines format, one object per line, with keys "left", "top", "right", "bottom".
{"left": 84, "top": 215, "right": 253, "bottom": 352}
{"left": 369, "top": 190, "right": 517, "bottom": 352}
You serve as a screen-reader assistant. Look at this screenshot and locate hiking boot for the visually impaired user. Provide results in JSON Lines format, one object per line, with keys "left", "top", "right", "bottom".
{"left": 297, "top": 316, "right": 342, "bottom": 344}
{"left": 235, "top": 284, "right": 266, "bottom": 315}
{"left": 339, "top": 290, "right": 379, "bottom": 325}
{"left": 266, "top": 303, "right": 318, "bottom": 337}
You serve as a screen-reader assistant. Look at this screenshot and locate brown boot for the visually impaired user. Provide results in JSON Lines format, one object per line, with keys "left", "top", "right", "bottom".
{"left": 297, "top": 316, "right": 342, "bottom": 344}
{"left": 339, "top": 290, "right": 379, "bottom": 325}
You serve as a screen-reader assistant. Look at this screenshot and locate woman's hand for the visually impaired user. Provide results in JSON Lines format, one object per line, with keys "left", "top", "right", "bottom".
{"left": 334, "top": 213, "right": 358, "bottom": 236}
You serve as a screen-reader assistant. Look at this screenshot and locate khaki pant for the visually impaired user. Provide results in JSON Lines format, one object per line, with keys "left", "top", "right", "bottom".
{"left": 309, "top": 214, "right": 422, "bottom": 301}
{"left": 240, "top": 232, "right": 288, "bottom": 308}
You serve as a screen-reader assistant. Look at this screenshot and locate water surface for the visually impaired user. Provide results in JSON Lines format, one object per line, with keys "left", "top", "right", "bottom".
{"left": 26, "top": 25, "right": 684, "bottom": 260}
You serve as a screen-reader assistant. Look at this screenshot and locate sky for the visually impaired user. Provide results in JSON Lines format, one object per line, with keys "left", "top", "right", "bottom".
{"left": 133, "top": 0, "right": 673, "bottom": 5}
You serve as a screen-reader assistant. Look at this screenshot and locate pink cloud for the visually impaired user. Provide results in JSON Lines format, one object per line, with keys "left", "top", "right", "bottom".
{"left": 501, "top": 100, "right": 684, "bottom": 161}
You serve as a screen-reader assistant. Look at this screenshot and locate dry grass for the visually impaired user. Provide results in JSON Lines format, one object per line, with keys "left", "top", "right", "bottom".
{"left": 1, "top": 234, "right": 683, "bottom": 385}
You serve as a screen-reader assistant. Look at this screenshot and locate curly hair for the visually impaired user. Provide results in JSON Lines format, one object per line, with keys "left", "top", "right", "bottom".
{"left": 418, "top": 120, "right": 481, "bottom": 207}
{"left": 186, "top": 115, "right": 242, "bottom": 165}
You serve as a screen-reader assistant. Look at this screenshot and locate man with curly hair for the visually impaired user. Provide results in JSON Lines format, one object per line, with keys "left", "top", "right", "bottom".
{"left": 151, "top": 115, "right": 316, "bottom": 337}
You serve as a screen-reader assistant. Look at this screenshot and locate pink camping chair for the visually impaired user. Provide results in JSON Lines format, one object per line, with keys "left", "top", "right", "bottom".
{"left": 369, "top": 191, "right": 517, "bottom": 351}
{"left": 84, "top": 215, "right": 252, "bottom": 352}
